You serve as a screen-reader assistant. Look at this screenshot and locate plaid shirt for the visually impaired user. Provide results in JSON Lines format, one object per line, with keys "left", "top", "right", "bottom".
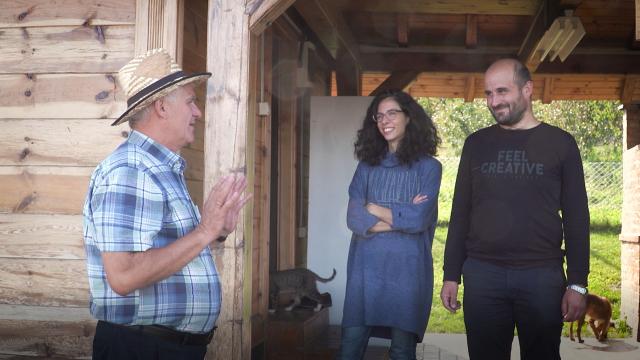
{"left": 83, "top": 130, "right": 220, "bottom": 333}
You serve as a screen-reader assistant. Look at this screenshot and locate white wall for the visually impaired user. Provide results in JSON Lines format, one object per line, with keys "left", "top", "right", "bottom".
{"left": 308, "top": 96, "right": 372, "bottom": 325}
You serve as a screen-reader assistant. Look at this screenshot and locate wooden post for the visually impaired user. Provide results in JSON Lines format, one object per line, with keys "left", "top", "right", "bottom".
{"left": 621, "top": 103, "right": 640, "bottom": 342}
{"left": 206, "top": 0, "right": 253, "bottom": 358}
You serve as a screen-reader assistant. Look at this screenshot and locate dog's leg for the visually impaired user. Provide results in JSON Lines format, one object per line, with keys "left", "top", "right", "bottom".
{"left": 577, "top": 317, "right": 586, "bottom": 343}
{"left": 570, "top": 321, "right": 576, "bottom": 342}
{"left": 588, "top": 319, "right": 600, "bottom": 341}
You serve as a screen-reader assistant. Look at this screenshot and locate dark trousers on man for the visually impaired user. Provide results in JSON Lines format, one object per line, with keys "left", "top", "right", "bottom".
{"left": 461, "top": 258, "right": 566, "bottom": 360}
{"left": 92, "top": 320, "right": 208, "bottom": 360}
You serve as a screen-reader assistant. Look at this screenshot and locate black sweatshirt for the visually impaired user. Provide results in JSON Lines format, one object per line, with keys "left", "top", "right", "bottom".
{"left": 443, "top": 123, "right": 590, "bottom": 286}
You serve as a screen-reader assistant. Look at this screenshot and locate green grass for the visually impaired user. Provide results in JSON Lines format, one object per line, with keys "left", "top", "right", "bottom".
{"left": 428, "top": 170, "right": 627, "bottom": 337}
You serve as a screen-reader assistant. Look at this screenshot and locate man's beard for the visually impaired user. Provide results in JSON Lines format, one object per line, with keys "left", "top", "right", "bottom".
{"left": 490, "top": 100, "right": 526, "bottom": 126}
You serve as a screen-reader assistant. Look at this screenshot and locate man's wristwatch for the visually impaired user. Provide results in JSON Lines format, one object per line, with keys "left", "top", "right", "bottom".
{"left": 568, "top": 284, "right": 588, "bottom": 296}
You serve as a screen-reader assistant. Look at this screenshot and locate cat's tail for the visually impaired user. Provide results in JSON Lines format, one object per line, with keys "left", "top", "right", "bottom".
{"left": 315, "top": 268, "right": 337, "bottom": 282}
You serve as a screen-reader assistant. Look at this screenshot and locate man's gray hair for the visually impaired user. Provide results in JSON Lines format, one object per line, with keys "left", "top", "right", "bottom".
{"left": 127, "top": 89, "right": 180, "bottom": 129}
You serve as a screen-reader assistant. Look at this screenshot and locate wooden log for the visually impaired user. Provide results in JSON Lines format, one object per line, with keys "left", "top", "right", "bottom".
{"left": 0, "top": 0, "right": 135, "bottom": 28}
{"left": 0, "top": 305, "right": 94, "bottom": 358}
{"left": 0, "top": 258, "right": 89, "bottom": 307}
{"left": 0, "top": 214, "right": 84, "bottom": 260}
{"left": 0, "top": 166, "right": 91, "bottom": 215}
{"left": 0, "top": 73, "right": 126, "bottom": 119}
{"left": 0, "top": 25, "right": 134, "bottom": 73}
{"left": 206, "top": 0, "right": 251, "bottom": 358}
{"left": 0, "top": 119, "right": 127, "bottom": 166}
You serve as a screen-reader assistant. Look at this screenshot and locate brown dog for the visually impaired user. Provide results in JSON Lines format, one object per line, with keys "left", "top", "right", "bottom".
{"left": 569, "top": 293, "right": 614, "bottom": 343}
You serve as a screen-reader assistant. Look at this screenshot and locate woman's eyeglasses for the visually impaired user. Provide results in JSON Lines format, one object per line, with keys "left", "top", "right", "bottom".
{"left": 372, "top": 109, "right": 404, "bottom": 123}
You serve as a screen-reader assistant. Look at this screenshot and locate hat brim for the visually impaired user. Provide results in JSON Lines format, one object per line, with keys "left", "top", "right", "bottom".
{"left": 111, "top": 72, "right": 211, "bottom": 126}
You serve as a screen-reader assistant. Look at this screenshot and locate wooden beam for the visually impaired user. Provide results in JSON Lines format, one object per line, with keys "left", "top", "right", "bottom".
{"left": 464, "top": 75, "right": 476, "bottom": 102}
{"left": 337, "top": 0, "right": 541, "bottom": 16}
{"left": 542, "top": 76, "right": 554, "bottom": 104}
{"left": 465, "top": 15, "right": 477, "bottom": 49}
{"left": 0, "top": 74, "right": 126, "bottom": 119}
{"left": 622, "top": 75, "right": 640, "bottom": 104}
{"left": 369, "top": 71, "right": 420, "bottom": 96}
{"left": 294, "top": 0, "right": 361, "bottom": 64}
{"left": 636, "top": 0, "right": 640, "bottom": 41}
{"left": 206, "top": 0, "right": 251, "bottom": 358}
{"left": 397, "top": 13, "right": 409, "bottom": 47}
{"left": 249, "top": 0, "right": 296, "bottom": 35}
{"left": 335, "top": 49, "right": 361, "bottom": 95}
{"left": 0, "top": 0, "right": 135, "bottom": 28}
{"left": 0, "top": 26, "right": 134, "bottom": 73}
{"left": 361, "top": 51, "right": 640, "bottom": 74}
{"left": 518, "top": 0, "right": 561, "bottom": 72}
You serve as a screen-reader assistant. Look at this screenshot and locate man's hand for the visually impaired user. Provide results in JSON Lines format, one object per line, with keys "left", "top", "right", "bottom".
{"left": 562, "top": 288, "right": 587, "bottom": 322}
{"left": 198, "top": 174, "right": 250, "bottom": 242}
{"left": 440, "top": 280, "right": 462, "bottom": 313}
{"left": 221, "top": 174, "right": 252, "bottom": 236}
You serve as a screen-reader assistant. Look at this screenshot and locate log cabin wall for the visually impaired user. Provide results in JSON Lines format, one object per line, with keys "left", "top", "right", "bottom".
{"left": 0, "top": 0, "right": 135, "bottom": 357}
{"left": 182, "top": 0, "right": 208, "bottom": 207}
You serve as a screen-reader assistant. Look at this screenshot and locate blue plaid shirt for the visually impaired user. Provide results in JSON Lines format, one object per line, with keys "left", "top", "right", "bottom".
{"left": 83, "top": 130, "right": 221, "bottom": 333}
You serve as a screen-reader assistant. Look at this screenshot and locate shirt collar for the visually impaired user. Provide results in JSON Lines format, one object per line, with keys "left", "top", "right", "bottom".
{"left": 128, "top": 130, "right": 186, "bottom": 172}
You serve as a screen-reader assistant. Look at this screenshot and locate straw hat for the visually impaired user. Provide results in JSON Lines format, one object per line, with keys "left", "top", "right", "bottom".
{"left": 111, "top": 48, "right": 211, "bottom": 126}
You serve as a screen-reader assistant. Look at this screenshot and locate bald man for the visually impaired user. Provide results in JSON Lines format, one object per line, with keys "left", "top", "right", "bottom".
{"left": 441, "top": 58, "right": 590, "bottom": 360}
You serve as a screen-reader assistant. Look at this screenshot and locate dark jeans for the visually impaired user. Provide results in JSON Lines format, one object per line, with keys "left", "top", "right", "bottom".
{"left": 462, "top": 258, "right": 566, "bottom": 360}
{"left": 337, "top": 326, "right": 417, "bottom": 360}
{"left": 92, "top": 321, "right": 208, "bottom": 360}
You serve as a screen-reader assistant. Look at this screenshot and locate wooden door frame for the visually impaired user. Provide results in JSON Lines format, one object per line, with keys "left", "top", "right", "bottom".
{"left": 204, "top": 1, "right": 294, "bottom": 358}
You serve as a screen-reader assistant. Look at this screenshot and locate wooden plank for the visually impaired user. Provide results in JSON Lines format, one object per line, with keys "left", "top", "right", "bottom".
{"left": 183, "top": 147, "right": 204, "bottom": 181}
{"left": 249, "top": 0, "right": 296, "bottom": 35}
{"left": 206, "top": 0, "right": 251, "bottom": 358}
{"left": 0, "top": 0, "right": 135, "bottom": 28}
{"left": 0, "top": 214, "right": 84, "bottom": 260}
{"left": 0, "top": 258, "right": 88, "bottom": 307}
{"left": 0, "top": 74, "right": 126, "bottom": 119}
{"left": 543, "top": 76, "right": 554, "bottom": 104}
{"left": 397, "top": 13, "right": 409, "bottom": 47}
{"left": 0, "top": 25, "right": 135, "bottom": 73}
{"left": 0, "top": 166, "right": 92, "bottom": 215}
{"left": 622, "top": 75, "right": 640, "bottom": 104}
{"left": 369, "top": 71, "right": 420, "bottom": 96}
{"left": 186, "top": 179, "right": 203, "bottom": 209}
{"left": 0, "top": 304, "right": 93, "bottom": 357}
{"left": 337, "top": 0, "right": 542, "bottom": 15}
{"left": 636, "top": 0, "right": 640, "bottom": 42}
{"left": 464, "top": 75, "right": 476, "bottom": 102}
{"left": 465, "top": 14, "right": 478, "bottom": 49}
{"left": 0, "top": 119, "right": 127, "bottom": 166}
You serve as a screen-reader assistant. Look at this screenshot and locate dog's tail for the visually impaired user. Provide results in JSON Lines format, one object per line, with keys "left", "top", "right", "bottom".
{"left": 315, "top": 268, "right": 336, "bottom": 282}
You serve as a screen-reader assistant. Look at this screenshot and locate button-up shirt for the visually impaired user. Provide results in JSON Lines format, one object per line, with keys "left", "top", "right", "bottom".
{"left": 83, "top": 130, "right": 220, "bottom": 333}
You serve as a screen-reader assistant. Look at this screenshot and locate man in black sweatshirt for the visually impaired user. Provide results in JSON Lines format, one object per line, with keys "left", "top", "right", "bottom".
{"left": 441, "top": 58, "right": 589, "bottom": 360}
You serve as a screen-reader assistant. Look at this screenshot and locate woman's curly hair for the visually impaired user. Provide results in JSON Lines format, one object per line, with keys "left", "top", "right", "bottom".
{"left": 355, "top": 89, "right": 440, "bottom": 166}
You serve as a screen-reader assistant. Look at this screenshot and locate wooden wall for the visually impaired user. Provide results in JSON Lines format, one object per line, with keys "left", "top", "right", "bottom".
{"left": 0, "top": 0, "right": 135, "bottom": 357}
{"left": 182, "top": 0, "right": 208, "bottom": 206}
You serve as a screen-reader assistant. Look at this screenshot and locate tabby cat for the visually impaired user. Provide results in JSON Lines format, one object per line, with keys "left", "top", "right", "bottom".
{"left": 269, "top": 268, "right": 336, "bottom": 312}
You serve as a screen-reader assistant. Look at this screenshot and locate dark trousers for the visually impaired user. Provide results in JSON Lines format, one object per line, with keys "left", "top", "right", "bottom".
{"left": 462, "top": 258, "right": 566, "bottom": 360}
{"left": 92, "top": 321, "right": 208, "bottom": 360}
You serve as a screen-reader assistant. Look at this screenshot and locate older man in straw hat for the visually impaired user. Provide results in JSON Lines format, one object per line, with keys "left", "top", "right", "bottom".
{"left": 83, "top": 48, "right": 251, "bottom": 359}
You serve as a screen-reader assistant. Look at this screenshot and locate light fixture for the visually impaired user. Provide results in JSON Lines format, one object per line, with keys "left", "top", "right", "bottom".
{"left": 533, "top": 9, "right": 586, "bottom": 63}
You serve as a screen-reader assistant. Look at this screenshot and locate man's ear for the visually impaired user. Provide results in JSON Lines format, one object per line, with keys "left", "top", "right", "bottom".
{"left": 153, "top": 98, "right": 166, "bottom": 118}
{"left": 522, "top": 80, "right": 533, "bottom": 99}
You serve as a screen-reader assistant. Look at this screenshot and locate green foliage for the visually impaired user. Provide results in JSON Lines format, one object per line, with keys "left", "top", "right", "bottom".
{"left": 419, "top": 98, "right": 623, "bottom": 162}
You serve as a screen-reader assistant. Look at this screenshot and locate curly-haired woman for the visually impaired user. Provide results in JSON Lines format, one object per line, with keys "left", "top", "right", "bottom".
{"left": 337, "top": 90, "right": 442, "bottom": 360}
